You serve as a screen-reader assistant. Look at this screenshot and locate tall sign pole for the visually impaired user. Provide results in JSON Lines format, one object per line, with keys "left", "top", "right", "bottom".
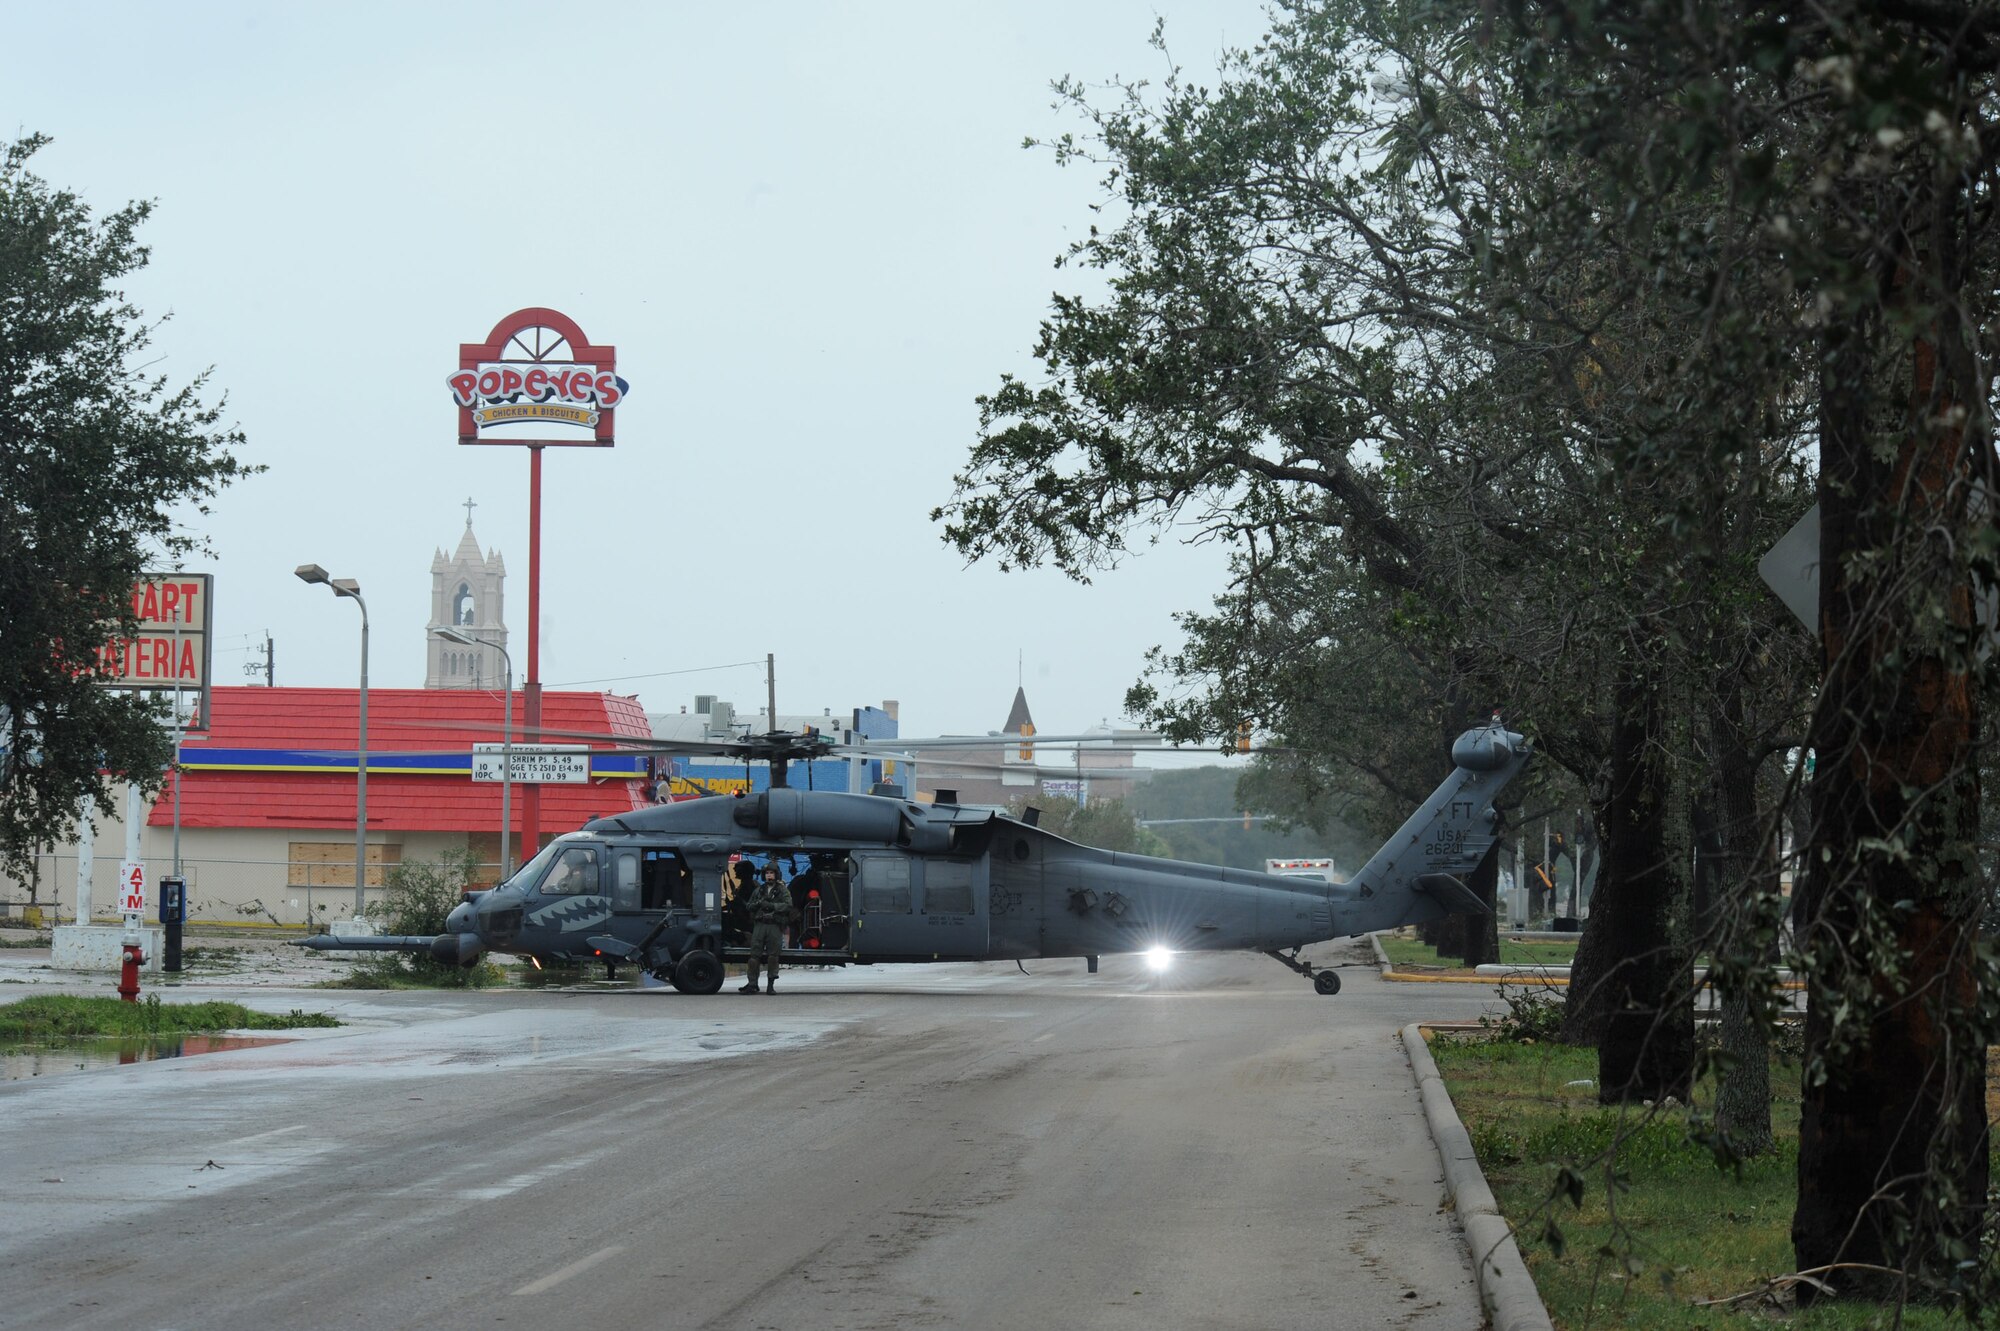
{"left": 525, "top": 444, "right": 542, "bottom": 860}
{"left": 450, "top": 310, "right": 626, "bottom": 860}
{"left": 91, "top": 573, "right": 213, "bottom": 925}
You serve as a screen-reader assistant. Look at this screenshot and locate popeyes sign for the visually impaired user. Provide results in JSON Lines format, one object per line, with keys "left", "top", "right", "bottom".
{"left": 451, "top": 307, "right": 626, "bottom": 447}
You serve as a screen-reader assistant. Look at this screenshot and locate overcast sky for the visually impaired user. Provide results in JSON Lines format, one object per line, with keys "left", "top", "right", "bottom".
{"left": 6, "top": 1, "right": 1275, "bottom": 743}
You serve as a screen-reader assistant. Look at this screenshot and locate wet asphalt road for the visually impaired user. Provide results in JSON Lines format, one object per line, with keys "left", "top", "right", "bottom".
{"left": 0, "top": 940, "right": 1509, "bottom": 1330}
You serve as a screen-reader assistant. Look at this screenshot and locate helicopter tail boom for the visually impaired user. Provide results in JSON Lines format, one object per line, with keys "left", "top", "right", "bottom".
{"left": 1330, "top": 716, "right": 1531, "bottom": 937}
{"left": 293, "top": 934, "right": 440, "bottom": 953}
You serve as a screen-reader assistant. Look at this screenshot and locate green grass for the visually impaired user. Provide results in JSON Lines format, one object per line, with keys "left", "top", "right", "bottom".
{"left": 1379, "top": 935, "right": 1578, "bottom": 969}
{"left": 1431, "top": 1037, "right": 1966, "bottom": 1329}
{"left": 0, "top": 994, "right": 338, "bottom": 1044}
{"left": 0, "top": 932, "right": 52, "bottom": 949}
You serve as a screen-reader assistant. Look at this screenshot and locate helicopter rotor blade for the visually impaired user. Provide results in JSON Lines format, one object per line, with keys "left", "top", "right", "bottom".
{"left": 372, "top": 718, "right": 1255, "bottom": 775}
{"left": 375, "top": 717, "right": 778, "bottom": 759}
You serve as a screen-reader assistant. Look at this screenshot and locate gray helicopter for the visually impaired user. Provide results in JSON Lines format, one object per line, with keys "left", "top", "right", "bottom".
{"left": 299, "top": 715, "right": 1530, "bottom": 994}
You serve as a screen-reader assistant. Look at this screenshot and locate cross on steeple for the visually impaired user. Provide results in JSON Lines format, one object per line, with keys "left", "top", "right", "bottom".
{"left": 462, "top": 495, "right": 477, "bottom": 527}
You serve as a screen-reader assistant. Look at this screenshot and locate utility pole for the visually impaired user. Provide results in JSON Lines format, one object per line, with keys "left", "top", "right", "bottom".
{"left": 1515, "top": 833, "right": 1527, "bottom": 927}
{"left": 1542, "top": 817, "right": 1552, "bottom": 923}
{"left": 242, "top": 633, "right": 274, "bottom": 685}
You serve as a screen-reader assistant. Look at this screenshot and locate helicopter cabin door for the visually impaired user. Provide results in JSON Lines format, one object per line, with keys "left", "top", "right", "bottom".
{"left": 849, "top": 851, "right": 988, "bottom": 960}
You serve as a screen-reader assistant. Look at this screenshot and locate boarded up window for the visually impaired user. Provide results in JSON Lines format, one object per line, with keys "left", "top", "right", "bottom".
{"left": 925, "top": 861, "right": 973, "bottom": 914}
{"left": 859, "top": 856, "right": 911, "bottom": 914}
{"left": 466, "top": 833, "right": 517, "bottom": 885}
{"left": 287, "top": 842, "right": 401, "bottom": 888}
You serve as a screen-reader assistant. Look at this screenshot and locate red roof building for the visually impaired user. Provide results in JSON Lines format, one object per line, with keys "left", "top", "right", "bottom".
{"left": 0, "top": 684, "right": 661, "bottom": 926}
{"left": 155, "top": 685, "right": 653, "bottom": 832}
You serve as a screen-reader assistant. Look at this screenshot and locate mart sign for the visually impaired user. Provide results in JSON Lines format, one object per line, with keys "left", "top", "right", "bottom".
{"left": 83, "top": 573, "right": 213, "bottom": 736}
{"left": 96, "top": 574, "right": 212, "bottom": 692}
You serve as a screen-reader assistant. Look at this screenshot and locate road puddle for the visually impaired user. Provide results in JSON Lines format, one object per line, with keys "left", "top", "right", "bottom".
{"left": 3, "top": 1033, "right": 294, "bottom": 1081}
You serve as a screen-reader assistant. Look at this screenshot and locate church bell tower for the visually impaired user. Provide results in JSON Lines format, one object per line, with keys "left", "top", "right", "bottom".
{"left": 425, "top": 498, "right": 508, "bottom": 689}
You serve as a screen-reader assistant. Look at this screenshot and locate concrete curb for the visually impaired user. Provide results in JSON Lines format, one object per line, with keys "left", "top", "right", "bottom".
{"left": 1402, "top": 1022, "right": 1556, "bottom": 1331}
{"left": 1369, "top": 930, "right": 1395, "bottom": 976}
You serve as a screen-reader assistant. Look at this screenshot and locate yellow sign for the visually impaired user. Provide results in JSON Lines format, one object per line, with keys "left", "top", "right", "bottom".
{"left": 669, "top": 775, "right": 749, "bottom": 797}
{"left": 471, "top": 403, "right": 598, "bottom": 428}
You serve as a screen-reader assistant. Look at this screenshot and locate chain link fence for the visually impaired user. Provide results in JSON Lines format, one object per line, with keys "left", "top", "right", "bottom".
{"left": 0, "top": 853, "right": 509, "bottom": 928}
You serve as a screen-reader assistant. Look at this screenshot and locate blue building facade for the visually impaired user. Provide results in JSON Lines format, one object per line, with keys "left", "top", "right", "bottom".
{"left": 657, "top": 704, "right": 905, "bottom": 799}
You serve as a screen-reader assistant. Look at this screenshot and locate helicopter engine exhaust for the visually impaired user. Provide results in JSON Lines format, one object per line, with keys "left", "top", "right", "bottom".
{"left": 430, "top": 932, "right": 484, "bottom": 969}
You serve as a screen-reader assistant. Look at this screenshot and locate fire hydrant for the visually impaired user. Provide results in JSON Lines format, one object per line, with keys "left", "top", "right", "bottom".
{"left": 118, "top": 942, "right": 144, "bottom": 1003}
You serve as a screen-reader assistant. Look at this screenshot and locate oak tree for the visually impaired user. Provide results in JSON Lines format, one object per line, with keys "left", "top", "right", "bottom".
{"left": 0, "top": 134, "right": 253, "bottom": 882}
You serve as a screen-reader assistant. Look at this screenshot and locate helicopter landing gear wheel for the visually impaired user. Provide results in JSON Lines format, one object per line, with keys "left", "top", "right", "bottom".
{"left": 1313, "top": 969, "right": 1342, "bottom": 996}
{"left": 674, "top": 949, "right": 725, "bottom": 995}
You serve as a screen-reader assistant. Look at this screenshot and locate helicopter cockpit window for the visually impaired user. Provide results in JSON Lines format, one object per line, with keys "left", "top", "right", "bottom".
{"left": 612, "top": 852, "right": 641, "bottom": 911}
{"left": 538, "top": 846, "right": 602, "bottom": 896}
{"left": 505, "top": 840, "right": 563, "bottom": 892}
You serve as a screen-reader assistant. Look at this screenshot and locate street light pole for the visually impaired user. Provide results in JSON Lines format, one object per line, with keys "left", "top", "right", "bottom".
{"left": 434, "top": 627, "right": 514, "bottom": 879}
{"left": 296, "top": 564, "right": 370, "bottom": 918}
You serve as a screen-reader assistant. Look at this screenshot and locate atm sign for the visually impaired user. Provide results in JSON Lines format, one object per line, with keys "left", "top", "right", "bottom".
{"left": 119, "top": 860, "right": 147, "bottom": 916}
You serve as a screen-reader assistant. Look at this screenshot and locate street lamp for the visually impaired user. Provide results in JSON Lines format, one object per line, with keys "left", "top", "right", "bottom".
{"left": 295, "top": 563, "right": 370, "bottom": 918}
{"left": 434, "top": 626, "right": 514, "bottom": 879}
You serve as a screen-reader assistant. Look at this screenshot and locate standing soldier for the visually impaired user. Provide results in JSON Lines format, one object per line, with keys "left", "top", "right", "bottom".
{"left": 739, "top": 864, "right": 792, "bottom": 994}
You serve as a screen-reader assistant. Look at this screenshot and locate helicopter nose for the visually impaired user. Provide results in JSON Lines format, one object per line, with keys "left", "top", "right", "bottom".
{"left": 444, "top": 900, "right": 475, "bottom": 933}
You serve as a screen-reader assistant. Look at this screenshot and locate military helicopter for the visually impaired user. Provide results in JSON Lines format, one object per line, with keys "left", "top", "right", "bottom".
{"left": 299, "top": 715, "right": 1530, "bottom": 995}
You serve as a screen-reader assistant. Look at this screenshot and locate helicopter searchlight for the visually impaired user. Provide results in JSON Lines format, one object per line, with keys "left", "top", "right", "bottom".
{"left": 298, "top": 716, "right": 1531, "bottom": 995}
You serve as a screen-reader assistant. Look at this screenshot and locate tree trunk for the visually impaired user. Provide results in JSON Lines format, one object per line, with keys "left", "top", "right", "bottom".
{"left": 1431, "top": 912, "right": 1470, "bottom": 959}
{"left": 1793, "top": 274, "right": 1988, "bottom": 1297}
{"left": 1689, "top": 798, "right": 1723, "bottom": 933}
{"left": 1593, "top": 653, "right": 1694, "bottom": 1105}
{"left": 1709, "top": 702, "right": 1776, "bottom": 1158}
{"left": 1558, "top": 798, "right": 1618, "bottom": 1047}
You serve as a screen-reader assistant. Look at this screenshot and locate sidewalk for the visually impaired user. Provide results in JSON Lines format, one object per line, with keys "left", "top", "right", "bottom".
{"left": 0, "top": 926, "right": 359, "bottom": 990}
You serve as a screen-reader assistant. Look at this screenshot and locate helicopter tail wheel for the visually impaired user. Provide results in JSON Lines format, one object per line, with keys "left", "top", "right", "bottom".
{"left": 674, "top": 948, "right": 726, "bottom": 995}
{"left": 1313, "top": 969, "right": 1342, "bottom": 997}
